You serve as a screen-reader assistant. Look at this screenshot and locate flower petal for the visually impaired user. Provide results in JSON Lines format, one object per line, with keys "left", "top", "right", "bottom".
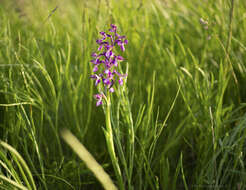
{"left": 120, "top": 44, "right": 125, "bottom": 51}
{"left": 95, "top": 79, "right": 100, "bottom": 86}
{"left": 119, "top": 78, "right": 123, "bottom": 85}
{"left": 116, "top": 55, "right": 124, "bottom": 61}
{"left": 91, "top": 52, "right": 97, "bottom": 57}
{"left": 109, "top": 87, "right": 114, "bottom": 93}
{"left": 93, "top": 65, "right": 98, "bottom": 72}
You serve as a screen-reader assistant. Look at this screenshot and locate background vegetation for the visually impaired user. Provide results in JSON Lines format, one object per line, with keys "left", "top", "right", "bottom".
{"left": 0, "top": 0, "right": 246, "bottom": 189}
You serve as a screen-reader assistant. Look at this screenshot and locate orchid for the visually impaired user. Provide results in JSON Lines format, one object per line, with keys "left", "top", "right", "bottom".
{"left": 90, "top": 24, "right": 128, "bottom": 106}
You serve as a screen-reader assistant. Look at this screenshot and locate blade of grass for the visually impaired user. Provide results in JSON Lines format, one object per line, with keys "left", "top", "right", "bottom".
{"left": 61, "top": 129, "right": 118, "bottom": 190}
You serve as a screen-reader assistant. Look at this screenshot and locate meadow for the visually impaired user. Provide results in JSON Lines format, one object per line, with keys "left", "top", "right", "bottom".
{"left": 1, "top": 0, "right": 246, "bottom": 189}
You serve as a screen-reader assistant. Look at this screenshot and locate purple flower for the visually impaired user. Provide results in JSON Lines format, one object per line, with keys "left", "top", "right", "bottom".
{"left": 109, "top": 87, "right": 114, "bottom": 93}
{"left": 114, "top": 70, "right": 127, "bottom": 85}
{"left": 116, "top": 55, "right": 124, "bottom": 61}
{"left": 94, "top": 94, "right": 103, "bottom": 106}
{"left": 93, "top": 65, "right": 98, "bottom": 72}
{"left": 109, "top": 24, "right": 117, "bottom": 33}
{"left": 91, "top": 52, "right": 97, "bottom": 57}
{"left": 90, "top": 24, "right": 128, "bottom": 106}
{"left": 115, "top": 39, "right": 128, "bottom": 52}
{"left": 90, "top": 74, "right": 101, "bottom": 86}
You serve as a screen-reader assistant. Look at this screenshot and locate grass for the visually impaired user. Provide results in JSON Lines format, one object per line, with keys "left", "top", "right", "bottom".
{"left": 0, "top": 0, "right": 246, "bottom": 189}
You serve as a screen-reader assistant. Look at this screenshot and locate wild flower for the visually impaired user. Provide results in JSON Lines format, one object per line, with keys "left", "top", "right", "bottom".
{"left": 199, "top": 18, "right": 209, "bottom": 30}
{"left": 199, "top": 18, "right": 213, "bottom": 40}
{"left": 90, "top": 24, "right": 128, "bottom": 106}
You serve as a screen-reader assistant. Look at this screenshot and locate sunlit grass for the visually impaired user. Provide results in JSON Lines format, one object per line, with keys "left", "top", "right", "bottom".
{"left": 0, "top": 0, "right": 246, "bottom": 189}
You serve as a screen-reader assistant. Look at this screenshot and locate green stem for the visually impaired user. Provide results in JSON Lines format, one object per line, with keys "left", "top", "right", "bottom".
{"left": 226, "top": 0, "right": 235, "bottom": 54}
{"left": 105, "top": 95, "right": 124, "bottom": 190}
{"left": 225, "top": 0, "right": 237, "bottom": 84}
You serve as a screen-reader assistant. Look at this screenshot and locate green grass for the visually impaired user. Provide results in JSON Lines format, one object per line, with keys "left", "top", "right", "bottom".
{"left": 1, "top": 0, "right": 246, "bottom": 189}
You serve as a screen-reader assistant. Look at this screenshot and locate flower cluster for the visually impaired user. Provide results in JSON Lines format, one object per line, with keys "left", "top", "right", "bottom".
{"left": 90, "top": 24, "right": 128, "bottom": 106}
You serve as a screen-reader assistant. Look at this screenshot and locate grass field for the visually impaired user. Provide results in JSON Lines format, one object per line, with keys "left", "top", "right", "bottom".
{"left": 1, "top": 0, "right": 246, "bottom": 189}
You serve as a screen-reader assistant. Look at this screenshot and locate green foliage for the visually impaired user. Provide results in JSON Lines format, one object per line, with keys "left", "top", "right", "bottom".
{"left": 0, "top": 0, "right": 246, "bottom": 189}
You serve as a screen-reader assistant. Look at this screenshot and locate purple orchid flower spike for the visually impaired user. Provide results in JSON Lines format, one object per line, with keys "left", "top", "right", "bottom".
{"left": 90, "top": 24, "right": 128, "bottom": 106}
